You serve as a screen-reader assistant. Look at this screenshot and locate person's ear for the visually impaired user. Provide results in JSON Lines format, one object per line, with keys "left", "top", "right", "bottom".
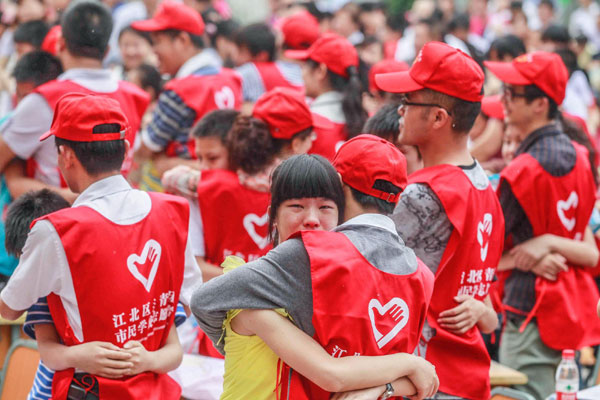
{"left": 317, "top": 62, "right": 329, "bottom": 81}
{"left": 431, "top": 108, "right": 451, "bottom": 130}
{"left": 59, "top": 145, "right": 76, "bottom": 169}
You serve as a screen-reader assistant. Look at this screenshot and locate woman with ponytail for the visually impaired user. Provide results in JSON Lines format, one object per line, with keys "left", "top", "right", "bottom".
{"left": 286, "top": 33, "right": 368, "bottom": 160}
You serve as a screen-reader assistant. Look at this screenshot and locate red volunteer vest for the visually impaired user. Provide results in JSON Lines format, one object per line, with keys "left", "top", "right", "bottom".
{"left": 253, "top": 61, "right": 303, "bottom": 93}
{"left": 43, "top": 192, "right": 188, "bottom": 400}
{"left": 195, "top": 169, "right": 271, "bottom": 358}
{"left": 309, "top": 118, "right": 346, "bottom": 161}
{"left": 163, "top": 69, "right": 242, "bottom": 158}
{"left": 280, "top": 230, "right": 435, "bottom": 400}
{"left": 410, "top": 165, "right": 505, "bottom": 400}
{"left": 498, "top": 142, "right": 600, "bottom": 350}
{"left": 35, "top": 79, "right": 150, "bottom": 177}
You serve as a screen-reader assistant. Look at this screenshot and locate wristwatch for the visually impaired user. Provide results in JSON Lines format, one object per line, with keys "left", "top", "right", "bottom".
{"left": 379, "top": 383, "right": 394, "bottom": 399}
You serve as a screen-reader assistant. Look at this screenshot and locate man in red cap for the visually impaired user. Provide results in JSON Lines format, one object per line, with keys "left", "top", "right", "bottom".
{"left": 192, "top": 134, "right": 439, "bottom": 399}
{"left": 0, "top": 93, "right": 202, "bottom": 399}
{"left": 0, "top": 0, "right": 149, "bottom": 201}
{"left": 376, "top": 41, "right": 505, "bottom": 400}
{"left": 133, "top": 0, "right": 242, "bottom": 174}
{"left": 486, "top": 52, "right": 600, "bottom": 399}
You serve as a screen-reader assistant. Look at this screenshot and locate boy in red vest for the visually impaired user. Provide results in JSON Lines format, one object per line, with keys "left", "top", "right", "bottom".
{"left": 485, "top": 52, "right": 600, "bottom": 399}
{"left": 0, "top": 0, "right": 150, "bottom": 199}
{"left": 192, "top": 134, "right": 438, "bottom": 399}
{"left": 0, "top": 93, "right": 202, "bottom": 400}
{"left": 376, "top": 41, "right": 505, "bottom": 400}
{"left": 133, "top": 0, "right": 242, "bottom": 173}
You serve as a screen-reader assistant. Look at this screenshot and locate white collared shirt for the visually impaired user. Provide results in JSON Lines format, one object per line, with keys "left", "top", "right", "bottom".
{"left": 1, "top": 175, "right": 202, "bottom": 342}
{"left": 175, "top": 49, "right": 222, "bottom": 79}
{"left": 309, "top": 91, "right": 345, "bottom": 124}
{"left": 337, "top": 213, "right": 398, "bottom": 236}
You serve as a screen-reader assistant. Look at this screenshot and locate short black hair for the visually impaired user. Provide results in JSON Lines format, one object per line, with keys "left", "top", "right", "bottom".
{"left": 208, "top": 19, "right": 239, "bottom": 48}
{"left": 234, "top": 23, "right": 276, "bottom": 61}
{"left": 13, "top": 20, "right": 49, "bottom": 48}
{"left": 447, "top": 13, "right": 470, "bottom": 32}
{"left": 12, "top": 50, "right": 63, "bottom": 86}
{"left": 159, "top": 29, "right": 205, "bottom": 49}
{"left": 269, "top": 154, "right": 345, "bottom": 243}
{"left": 191, "top": 109, "right": 239, "bottom": 142}
{"left": 5, "top": 189, "right": 70, "bottom": 256}
{"left": 349, "top": 186, "right": 398, "bottom": 215}
{"left": 135, "top": 63, "right": 163, "bottom": 98}
{"left": 422, "top": 88, "right": 482, "bottom": 133}
{"left": 541, "top": 24, "right": 570, "bottom": 45}
{"left": 118, "top": 25, "right": 152, "bottom": 45}
{"left": 487, "top": 34, "right": 526, "bottom": 60}
{"left": 55, "top": 137, "right": 125, "bottom": 175}
{"left": 522, "top": 84, "right": 559, "bottom": 120}
{"left": 363, "top": 103, "right": 400, "bottom": 144}
{"left": 61, "top": 0, "right": 113, "bottom": 60}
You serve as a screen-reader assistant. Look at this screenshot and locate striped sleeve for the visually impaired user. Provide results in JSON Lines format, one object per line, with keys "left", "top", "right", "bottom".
{"left": 27, "top": 360, "right": 54, "bottom": 400}
{"left": 23, "top": 297, "right": 54, "bottom": 340}
{"left": 174, "top": 301, "right": 187, "bottom": 327}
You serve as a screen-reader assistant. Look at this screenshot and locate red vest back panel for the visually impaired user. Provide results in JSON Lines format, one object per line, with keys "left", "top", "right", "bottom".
{"left": 253, "top": 61, "right": 303, "bottom": 93}
{"left": 308, "top": 118, "right": 346, "bottom": 161}
{"left": 499, "top": 142, "right": 600, "bottom": 350}
{"left": 35, "top": 79, "right": 150, "bottom": 177}
{"left": 281, "top": 230, "right": 434, "bottom": 400}
{"left": 409, "top": 165, "right": 505, "bottom": 400}
{"left": 43, "top": 192, "right": 188, "bottom": 400}
{"left": 197, "top": 169, "right": 272, "bottom": 265}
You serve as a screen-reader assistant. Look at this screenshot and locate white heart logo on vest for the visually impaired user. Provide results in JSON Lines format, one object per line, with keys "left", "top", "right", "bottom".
{"left": 243, "top": 212, "right": 269, "bottom": 250}
{"left": 127, "top": 239, "right": 162, "bottom": 292}
{"left": 557, "top": 191, "right": 578, "bottom": 231}
{"left": 368, "top": 298, "right": 409, "bottom": 349}
{"left": 214, "top": 86, "right": 235, "bottom": 109}
{"left": 476, "top": 213, "right": 493, "bottom": 262}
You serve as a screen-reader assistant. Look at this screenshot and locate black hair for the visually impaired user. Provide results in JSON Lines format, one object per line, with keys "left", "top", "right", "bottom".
{"left": 308, "top": 59, "right": 368, "bottom": 139}
{"left": 191, "top": 109, "right": 239, "bottom": 143}
{"left": 13, "top": 20, "right": 49, "bottom": 48}
{"left": 522, "top": 84, "right": 559, "bottom": 120}
{"left": 209, "top": 19, "right": 239, "bottom": 48}
{"left": 118, "top": 25, "right": 152, "bottom": 45}
{"left": 233, "top": 23, "right": 276, "bottom": 61}
{"left": 487, "top": 34, "right": 526, "bottom": 60}
{"left": 134, "top": 63, "right": 163, "bottom": 99}
{"left": 541, "top": 24, "right": 570, "bottom": 46}
{"left": 269, "top": 154, "right": 344, "bottom": 243}
{"left": 12, "top": 50, "right": 63, "bottom": 86}
{"left": 385, "top": 12, "right": 407, "bottom": 33}
{"left": 559, "top": 113, "right": 599, "bottom": 185}
{"left": 158, "top": 28, "right": 205, "bottom": 49}
{"left": 421, "top": 88, "right": 482, "bottom": 133}
{"left": 416, "top": 17, "right": 443, "bottom": 42}
{"left": 363, "top": 103, "right": 400, "bottom": 143}
{"left": 54, "top": 137, "right": 125, "bottom": 175}
{"left": 5, "top": 189, "right": 70, "bottom": 256}
{"left": 447, "top": 13, "right": 470, "bottom": 33}
{"left": 554, "top": 47, "right": 578, "bottom": 76}
{"left": 349, "top": 186, "right": 397, "bottom": 215}
{"left": 61, "top": 0, "right": 113, "bottom": 60}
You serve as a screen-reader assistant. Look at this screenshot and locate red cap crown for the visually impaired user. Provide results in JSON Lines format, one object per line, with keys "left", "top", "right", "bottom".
{"left": 369, "top": 59, "right": 409, "bottom": 93}
{"left": 41, "top": 25, "right": 61, "bottom": 55}
{"left": 484, "top": 52, "right": 568, "bottom": 105}
{"left": 285, "top": 33, "right": 359, "bottom": 78}
{"left": 375, "top": 41, "right": 484, "bottom": 102}
{"left": 132, "top": 0, "right": 204, "bottom": 36}
{"left": 333, "top": 134, "right": 407, "bottom": 204}
{"left": 280, "top": 11, "right": 321, "bottom": 50}
{"left": 40, "top": 93, "right": 130, "bottom": 142}
{"left": 252, "top": 87, "right": 319, "bottom": 139}
{"left": 481, "top": 95, "right": 504, "bottom": 120}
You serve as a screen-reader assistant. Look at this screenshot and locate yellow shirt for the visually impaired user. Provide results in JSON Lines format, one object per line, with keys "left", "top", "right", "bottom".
{"left": 219, "top": 256, "right": 288, "bottom": 400}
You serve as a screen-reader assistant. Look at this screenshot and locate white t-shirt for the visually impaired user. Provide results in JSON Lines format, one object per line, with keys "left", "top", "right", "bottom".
{"left": 3, "top": 68, "right": 119, "bottom": 187}
{"left": 1, "top": 175, "right": 202, "bottom": 342}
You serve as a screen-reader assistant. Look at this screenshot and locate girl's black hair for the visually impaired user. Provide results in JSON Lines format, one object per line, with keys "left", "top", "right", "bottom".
{"left": 558, "top": 112, "right": 599, "bottom": 186}
{"left": 269, "top": 154, "right": 345, "bottom": 244}
{"left": 308, "top": 59, "right": 368, "bottom": 139}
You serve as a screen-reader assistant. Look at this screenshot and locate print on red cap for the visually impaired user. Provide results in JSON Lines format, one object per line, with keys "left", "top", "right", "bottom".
{"left": 132, "top": 0, "right": 205, "bottom": 36}
{"left": 333, "top": 134, "right": 407, "bottom": 204}
{"left": 40, "top": 93, "right": 130, "bottom": 142}
{"left": 374, "top": 41, "right": 484, "bottom": 102}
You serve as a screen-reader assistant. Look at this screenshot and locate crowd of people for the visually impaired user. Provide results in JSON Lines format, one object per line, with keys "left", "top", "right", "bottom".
{"left": 0, "top": 0, "right": 595, "bottom": 399}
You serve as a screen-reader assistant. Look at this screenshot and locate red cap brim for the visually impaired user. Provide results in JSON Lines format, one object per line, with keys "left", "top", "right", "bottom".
{"left": 484, "top": 61, "right": 531, "bottom": 85}
{"left": 131, "top": 19, "right": 166, "bottom": 32}
{"left": 284, "top": 49, "right": 310, "bottom": 60}
{"left": 312, "top": 113, "right": 334, "bottom": 131}
{"left": 374, "top": 71, "right": 425, "bottom": 93}
{"left": 39, "top": 130, "right": 53, "bottom": 141}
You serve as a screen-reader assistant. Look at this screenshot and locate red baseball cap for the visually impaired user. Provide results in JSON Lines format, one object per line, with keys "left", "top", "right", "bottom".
{"left": 369, "top": 59, "right": 409, "bottom": 93}
{"left": 40, "top": 93, "right": 130, "bottom": 142}
{"left": 280, "top": 10, "right": 321, "bottom": 50}
{"left": 285, "top": 33, "right": 359, "bottom": 78}
{"left": 132, "top": 0, "right": 204, "bottom": 36}
{"left": 252, "top": 87, "right": 332, "bottom": 140}
{"left": 375, "top": 41, "right": 484, "bottom": 102}
{"left": 333, "top": 134, "right": 407, "bottom": 204}
{"left": 481, "top": 95, "right": 504, "bottom": 120}
{"left": 484, "top": 52, "right": 568, "bottom": 105}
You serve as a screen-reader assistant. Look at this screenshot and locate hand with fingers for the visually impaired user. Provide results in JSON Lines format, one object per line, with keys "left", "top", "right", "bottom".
{"left": 437, "top": 295, "right": 487, "bottom": 335}
{"left": 531, "top": 253, "right": 568, "bottom": 281}
{"left": 122, "top": 340, "right": 154, "bottom": 375}
{"left": 70, "top": 341, "right": 133, "bottom": 379}
{"left": 331, "top": 385, "right": 388, "bottom": 400}
{"left": 511, "top": 234, "right": 553, "bottom": 271}
{"left": 406, "top": 355, "right": 439, "bottom": 400}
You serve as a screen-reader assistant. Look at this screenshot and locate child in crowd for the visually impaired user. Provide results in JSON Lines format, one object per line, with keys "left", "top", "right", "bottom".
{"left": 113, "top": 25, "right": 155, "bottom": 80}
{"left": 13, "top": 20, "right": 49, "bottom": 58}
